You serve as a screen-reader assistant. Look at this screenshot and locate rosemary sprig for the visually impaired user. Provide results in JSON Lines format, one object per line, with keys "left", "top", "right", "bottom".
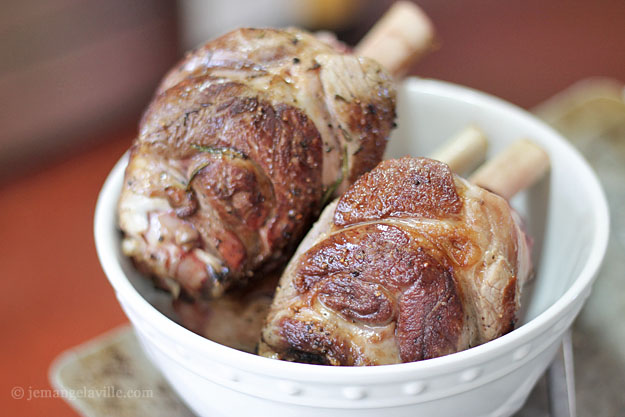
{"left": 191, "top": 144, "right": 248, "bottom": 159}
{"left": 187, "top": 162, "right": 211, "bottom": 189}
{"left": 187, "top": 144, "right": 248, "bottom": 189}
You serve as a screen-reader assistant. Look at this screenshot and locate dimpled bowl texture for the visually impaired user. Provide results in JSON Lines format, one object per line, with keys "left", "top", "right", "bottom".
{"left": 95, "top": 78, "right": 609, "bottom": 417}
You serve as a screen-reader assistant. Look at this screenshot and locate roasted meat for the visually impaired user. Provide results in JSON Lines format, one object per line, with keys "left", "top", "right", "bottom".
{"left": 118, "top": 28, "right": 396, "bottom": 299}
{"left": 259, "top": 157, "right": 532, "bottom": 365}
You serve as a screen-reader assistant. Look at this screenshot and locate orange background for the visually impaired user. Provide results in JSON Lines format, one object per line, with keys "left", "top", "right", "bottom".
{"left": 1, "top": 132, "right": 131, "bottom": 416}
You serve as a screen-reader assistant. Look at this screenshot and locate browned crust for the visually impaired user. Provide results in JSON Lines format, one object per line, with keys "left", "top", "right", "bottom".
{"left": 289, "top": 223, "right": 464, "bottom": 364}
{"left": 134, "top": 77, "right": 324, "bottom": 292}
{"left": 396, "top": 248, "right": 465, "bottom": 362}
{"left": 190, "top": 155, "right": 272, "bottom": 231}
{"left": 317, "top": 276, "right": 396, "bottom": 325}
{"left": 277, "top": 317, "right": 355, "bottom": 365}
{"left": 156, "top": 28, "right": 341, "bottom": 96}
{"left": 120, "top": 27, "right": 397, "bottom": 299}
{"left": 261, "top": 157, "right": 530, "bottom": 365}
{"left": 500, "top": 276, "right": 517, "bottom": 334}
{"left": 334, "top": 157, "right": 462, "bottom": 227}
{"left": 346, "top": 99, "right": 395, "bottom": 183}
{"left": 333, "top": 94, "right": 396, "bottom": 184}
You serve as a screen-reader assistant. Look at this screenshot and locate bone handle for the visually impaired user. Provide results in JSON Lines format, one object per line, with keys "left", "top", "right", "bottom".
{"left": 355, "top": 1, "right": 435, "bottom": 77}
{"left": 469, "top": 139, "right": 550, "bottom": 200}
{"left": 429, "top": 125, "right": 489, "bottom": 175}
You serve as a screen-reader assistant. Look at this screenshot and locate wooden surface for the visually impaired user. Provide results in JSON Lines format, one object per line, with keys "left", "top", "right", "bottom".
{"left": 51, "top": 327, "right": 196, "bottom": 417}
{"left": 0, "top": 130, "right": 133, "bottom": 416}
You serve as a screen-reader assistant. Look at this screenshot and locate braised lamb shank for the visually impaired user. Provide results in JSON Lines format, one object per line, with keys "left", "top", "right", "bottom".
{"left": 118, "top": 28, "right": 396, "bottom": 299}
{"left": 259, "top": 157, "right": 532, "bottom": 365}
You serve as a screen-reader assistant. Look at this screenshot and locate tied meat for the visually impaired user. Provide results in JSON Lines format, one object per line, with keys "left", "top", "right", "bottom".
{"left": 118, "top": 28, "right": 396, "bottom": 299}
{"left": 259, "top": 157, "right": 532, "bottom": 365}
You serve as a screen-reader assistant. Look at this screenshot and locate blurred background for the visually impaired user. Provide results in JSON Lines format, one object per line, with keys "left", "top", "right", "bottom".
{"left": 1, "top": 0, "right": 624, "bottom": 416}
{"left": 2, "top": 0, "right": 625, "bottom": 180}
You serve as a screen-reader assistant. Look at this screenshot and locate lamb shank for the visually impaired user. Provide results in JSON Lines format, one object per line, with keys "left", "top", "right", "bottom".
{"left": 259, "top": 156, "right": 533, "bottom": 365}
{"left": 118, "top": 28, "right": 397, "bottom": 299}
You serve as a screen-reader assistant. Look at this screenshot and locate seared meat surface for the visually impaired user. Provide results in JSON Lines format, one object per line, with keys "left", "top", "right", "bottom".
{"left": 259, "top": 157, "right": 532, "bottom": 365}
{"left": 118, "top": 28, "right": 396, "bottom": 299}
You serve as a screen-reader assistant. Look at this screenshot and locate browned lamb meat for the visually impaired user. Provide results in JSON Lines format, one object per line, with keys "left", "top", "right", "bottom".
{"left": 118, "top": 28, "right": 396, "bottom": 299}
{"left": 259, "top": 157, "right": 532, "bottom": 365}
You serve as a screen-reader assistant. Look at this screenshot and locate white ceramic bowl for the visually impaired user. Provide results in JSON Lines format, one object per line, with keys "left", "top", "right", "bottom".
{"left": 95, "top": 78, "right": 609, "bottom": 417}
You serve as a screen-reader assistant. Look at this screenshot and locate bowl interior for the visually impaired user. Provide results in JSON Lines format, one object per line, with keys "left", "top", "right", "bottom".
{"left": 96, "top": 77, "right": 609, "bottom": 370}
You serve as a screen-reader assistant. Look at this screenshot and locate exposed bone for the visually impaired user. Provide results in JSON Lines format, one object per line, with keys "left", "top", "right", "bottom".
{"left": 301, "top": 135, "right": 549, "bottom": 266}
{"left": 297, "top": 126, "right": 490, "bottom": 261}
{"left": 469, "top": 139, "right": 550, "bottom": 200}
{"left": 429, "top": 125, "right": 489, "bottom": 175}
{"left": 355, "top": 1, "right": 435, "bottom": 77}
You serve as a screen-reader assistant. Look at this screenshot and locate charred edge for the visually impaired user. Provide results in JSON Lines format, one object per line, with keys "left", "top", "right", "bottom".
{"left": 283, "top": 348, "right": 330, "bottom": 365}
{"left": 501, "top": 276, "right": 518, "bottom": 333}
{"left": 278, "top": 318, "right": 351, "bottom": 365}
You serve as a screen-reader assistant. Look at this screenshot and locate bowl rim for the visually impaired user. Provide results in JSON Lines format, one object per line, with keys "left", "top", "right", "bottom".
{"left": 94, "top": 77, "right": 609, "bottom": 383}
